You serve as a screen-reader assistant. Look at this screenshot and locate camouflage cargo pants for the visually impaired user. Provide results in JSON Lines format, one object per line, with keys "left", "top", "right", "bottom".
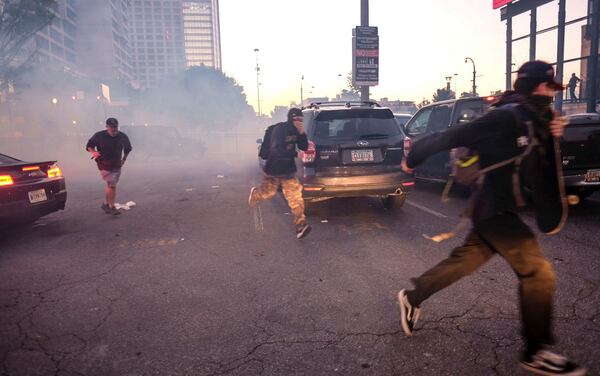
{"left": 254, "top": 175, "right": 306, "bottom": 226}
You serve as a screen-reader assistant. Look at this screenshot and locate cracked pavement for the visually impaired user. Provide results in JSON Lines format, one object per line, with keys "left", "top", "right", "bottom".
{"left": 1, "top": 149, "right": 599, "bottom": 375}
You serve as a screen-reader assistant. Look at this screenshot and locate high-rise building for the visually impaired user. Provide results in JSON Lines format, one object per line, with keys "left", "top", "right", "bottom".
{"left": 182, "top": 0, "right": 221, "bottom": 69}
{"left": 33, "top": 0, "right": 78, "bottom": 70}
{"left": 75, "top": 0, "right": 135, "bottom": 85}
{"left": 129, "top": 0, "right": 186, "bottom": 89}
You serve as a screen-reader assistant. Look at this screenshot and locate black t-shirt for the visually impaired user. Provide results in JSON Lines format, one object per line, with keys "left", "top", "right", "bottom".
{"left": 86, "top": 130, "right": 132, "bottom": 171}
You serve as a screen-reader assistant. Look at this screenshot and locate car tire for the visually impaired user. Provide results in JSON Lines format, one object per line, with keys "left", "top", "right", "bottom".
{"left": 381, "top": 194, "right": 407, "bottom": 210}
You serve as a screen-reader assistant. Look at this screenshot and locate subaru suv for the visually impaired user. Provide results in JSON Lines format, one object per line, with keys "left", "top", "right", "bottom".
{"left": 295, "top": 101, "right": 414, "bottom": 209}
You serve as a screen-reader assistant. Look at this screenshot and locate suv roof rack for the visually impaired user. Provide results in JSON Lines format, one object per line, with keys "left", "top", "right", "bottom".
{"left": 304, "top": 101, "right": 381, "bottom": 109}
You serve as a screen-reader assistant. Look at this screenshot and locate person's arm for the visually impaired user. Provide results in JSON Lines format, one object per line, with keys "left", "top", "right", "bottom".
{"left": 406, "top": 108, "right": 515, "bottom": 169}
{"left": 86, "top": 134, "right": 101, "bottom": 159}
{"left": 296, "top": 131, "right": 308, "bottom": 151}
{"left": 121, "top": 134, "right": 132, "bottom": 165}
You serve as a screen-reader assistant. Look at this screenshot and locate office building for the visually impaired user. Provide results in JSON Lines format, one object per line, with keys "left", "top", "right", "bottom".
{"left": 182, "top": 0, "right": 221, "bottom": 69}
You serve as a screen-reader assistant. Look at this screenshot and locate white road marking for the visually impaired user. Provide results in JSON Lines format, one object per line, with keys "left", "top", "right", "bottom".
{"left": 406, "top": 199, "right": 448, "bottom": 219}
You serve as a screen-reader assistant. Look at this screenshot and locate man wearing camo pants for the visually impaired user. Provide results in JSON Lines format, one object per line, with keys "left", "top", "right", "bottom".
{"left": 249, "top": 108, "right": 311, "bottom": 239}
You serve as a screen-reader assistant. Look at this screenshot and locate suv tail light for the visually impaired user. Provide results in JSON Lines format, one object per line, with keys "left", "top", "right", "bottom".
{"left": 403, "top": 137, "right": 412, "bottom": 158}
{"left": 0, "top": 175, "right": 14, "bottom": 186}
{"left": 300, "top": 141, "right": 316, "bottom": 165}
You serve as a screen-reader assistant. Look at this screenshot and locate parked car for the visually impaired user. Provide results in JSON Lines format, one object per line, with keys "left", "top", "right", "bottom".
{"left": 561, "top": 113, "right": 600, "bottom": 199}
{"left": 393, "top": 113, "right": 412, "bottom": 130}
{"left": 0, "top": 153, "right": 67, "bottom": 225}
{"left": 286, "top": 101, "right": 414, "bottom": 209}
{"left": 403, "top": 96, "right": 497, "bottom": 183}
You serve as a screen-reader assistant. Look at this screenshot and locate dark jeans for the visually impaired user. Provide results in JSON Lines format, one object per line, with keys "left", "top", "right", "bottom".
{"left": 406, "top": 212, "right": 556, "bottom": 356}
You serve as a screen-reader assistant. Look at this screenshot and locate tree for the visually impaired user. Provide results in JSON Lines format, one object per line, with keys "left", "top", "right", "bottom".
{"left": 0, "top": 0, "right": 56, "bottom": 87}
{"left": 432, "top": 87, "right": 455, "bottom": 102}
{"left": 134, "top": 65, "right": 254, "bottom": 129}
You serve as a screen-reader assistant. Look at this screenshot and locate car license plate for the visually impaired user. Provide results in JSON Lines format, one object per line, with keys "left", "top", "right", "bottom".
{"left": 585, "top": 169, "right": 600, "bottom": 182}
{"left": 351, "top": 149, "right": 374, "bottom": 162}
{"left": 28, "top": 189, "right": 47, "bottom": 203}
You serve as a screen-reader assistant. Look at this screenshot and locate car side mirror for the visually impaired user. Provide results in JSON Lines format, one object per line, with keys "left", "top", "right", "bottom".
{"left": 256, "top": 138, "right": 262, "bottom": 144}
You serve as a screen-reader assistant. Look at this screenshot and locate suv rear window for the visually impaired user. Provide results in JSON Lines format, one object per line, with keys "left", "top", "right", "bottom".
{"left": 313, "top": 110, "right": 401, "bottom": 141}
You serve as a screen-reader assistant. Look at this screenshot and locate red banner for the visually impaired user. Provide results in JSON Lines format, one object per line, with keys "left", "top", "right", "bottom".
{"left": 493, "top": 0, "right": 514, "bottom": 9}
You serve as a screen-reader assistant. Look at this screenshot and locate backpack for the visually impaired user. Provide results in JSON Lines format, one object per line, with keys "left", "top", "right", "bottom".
{"left": 258, "top": 123, "right": 280, "bottom": 160}
{"left": 428, "top": 104, "right": 538, "bottom": 242}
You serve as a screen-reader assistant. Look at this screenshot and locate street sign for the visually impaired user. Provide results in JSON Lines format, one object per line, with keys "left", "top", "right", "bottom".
{"left": 493, "top": 0, "right": 514, "bottom": 9}
{"left": 353, "top": 26, "right": 379, "bottom": 87}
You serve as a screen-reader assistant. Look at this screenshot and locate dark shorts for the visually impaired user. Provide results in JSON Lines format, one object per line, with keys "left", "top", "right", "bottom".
{"left": 100, "top": 169, "right": 121, "bottom": 187}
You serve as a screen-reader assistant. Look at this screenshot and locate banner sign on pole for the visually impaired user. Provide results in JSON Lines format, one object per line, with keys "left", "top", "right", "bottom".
{"left": 352, "top": 26, "right": 379, "bottom": 87}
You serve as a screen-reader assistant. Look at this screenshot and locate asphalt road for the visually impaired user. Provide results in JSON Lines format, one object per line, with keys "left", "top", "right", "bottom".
{"left": 1, "top": 152, "right": 599, "bottom": 376}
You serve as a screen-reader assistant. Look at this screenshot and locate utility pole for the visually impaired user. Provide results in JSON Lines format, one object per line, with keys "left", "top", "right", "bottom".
{"left": 300, "top": 75, "right": 304, "bottom": 105}
{"left": 360, "top": 0, "right": 369, "bottom": 102}
{"left": 465, "top": 57, "right": 477, "bottom": 97}
{"left": 254, "top": 48, "right": 261, "bottom": 116}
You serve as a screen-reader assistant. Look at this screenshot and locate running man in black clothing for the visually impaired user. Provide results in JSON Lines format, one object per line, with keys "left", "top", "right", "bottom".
{"left": 86, "top": 118, "right": 132, "bottom": 215}
{"left": 397, "top": 61, "right": 586, "bottom": 376}
{"left": 249, "top": 108, "right": 311, "bottom": 239}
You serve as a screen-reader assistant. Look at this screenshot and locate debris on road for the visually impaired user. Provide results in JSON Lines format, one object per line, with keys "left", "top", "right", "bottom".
{"left": 185, "top": 188, "right": 194, "bottom": 192}
{"left": 217, "top": 175, "right": 225, "bottom": 178}
{"left": 321, "top": 219, "right": 328, "bottom": 223}
{"left": 212, "top": 185, "right": 220, "bottom": 189}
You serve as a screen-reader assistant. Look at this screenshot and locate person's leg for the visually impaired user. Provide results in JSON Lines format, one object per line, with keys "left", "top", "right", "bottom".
{"left": 106, "top": 186, "right": 116, "bottom": 207}
{"left": 406, "top": 231, "right": 494, "bottom": 307}
{"left": 476, "top": 213, "right": 555, "bottom": 357}
{"left": 280, "top": 177, "right": 306, "bottom": 226}
{"left": 249, "top": 175, "right": 279, "bottom": 207}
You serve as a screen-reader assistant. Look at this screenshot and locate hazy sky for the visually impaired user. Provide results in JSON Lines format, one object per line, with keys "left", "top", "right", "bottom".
{"left": 220, "top": 0, "right": 588, "bottom": 114}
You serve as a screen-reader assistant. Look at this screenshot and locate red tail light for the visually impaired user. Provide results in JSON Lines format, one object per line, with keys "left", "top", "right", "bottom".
{"left": 22, "top": 166, "right": 40, "bottom": 171}
{"left": 485, "top": 96, "right": 495, "bottom": 102}
{"left": 47, "top": 164, "right": 62, "bottom": 178}
{"left": 403, "top": 137, "right": 412, "bottom": 158}
{"left": 0, "top": 175, "right": 14, "bottom": 186}
{"left": 300, "top": 141, "right": 316, "bottom": 165}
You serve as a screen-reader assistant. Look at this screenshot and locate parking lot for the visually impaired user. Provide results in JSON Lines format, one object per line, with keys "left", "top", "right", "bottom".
{"left": 1, "top": 150, "right": 599, "bottom": 376}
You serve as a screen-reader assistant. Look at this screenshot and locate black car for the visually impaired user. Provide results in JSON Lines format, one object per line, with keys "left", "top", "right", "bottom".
{"left": 0, "top": 153, "right": 67, "bottom": 225}
{"left": 295, "top": 101, "right": 413, "bottom": 209}
{"left": 403, "top": 96, "right": 497, "bottom": 182}
{"left": 561, "top": 113, "right": 600, "bottom": 199}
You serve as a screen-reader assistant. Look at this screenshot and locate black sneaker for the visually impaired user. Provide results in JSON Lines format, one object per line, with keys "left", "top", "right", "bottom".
{"left": 108, "top": 206, "right": 121, "bottom": 216}
{"left": 398, "top": 289, "right": 421, "bottom": 337}
{"left": 296, "top": 223, "right": 311, "bottom": 239}
{"left": 101, "top": 203, "right": 111, "bottom": 214}
{"left": 520, "top": 350, "right": 586, "bottom": 375}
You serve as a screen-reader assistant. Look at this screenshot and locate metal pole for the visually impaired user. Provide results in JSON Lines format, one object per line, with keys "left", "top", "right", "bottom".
{"left": 254, "top": 48, "right": 261, "bottom": 116}
{"left": 556, "top": 0, "right": 566, "bottom": 113}
{"left": 588, "top": 0, "right": 600, "bottom": 113}
{"left": 300, "top": 75, "right": 304, "bottom": 105}
{"left": 506, "top": 16, "right": 513, "bottom": 91}
{"left": 454, "top": 73, "right": 458, "bottom": 97}
{"left": 465, "top": 57, "right": 477, "bottom": 96}
{"left": 530, "top": 7, "right": 537, "bottom": 61}
{"left": 360, "top": 0, "right": 369, "bottom": 102}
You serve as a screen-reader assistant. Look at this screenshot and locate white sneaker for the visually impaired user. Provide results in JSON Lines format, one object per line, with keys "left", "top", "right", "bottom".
{"left": 398, "top": 289, "right": 421, "bottom": 337}
{"left": 248, "top": 187, "right": 258, "bottom": 207}
{"left": 520, "top": 349, "right": 586, "bottom": 375}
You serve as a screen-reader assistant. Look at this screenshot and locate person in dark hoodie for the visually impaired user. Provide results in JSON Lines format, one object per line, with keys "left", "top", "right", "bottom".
{"left": 249, "top": 108, "right": 311, "bottom": 239}
{"left": 397, "top": 61, "right": 586, "bottom": 376}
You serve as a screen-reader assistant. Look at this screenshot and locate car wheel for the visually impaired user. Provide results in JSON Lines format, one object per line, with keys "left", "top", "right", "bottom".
{"left": 381, "top": 194, "right": 407, "bottom": 210}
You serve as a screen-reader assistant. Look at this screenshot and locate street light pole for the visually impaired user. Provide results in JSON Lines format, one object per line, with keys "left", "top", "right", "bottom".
{"left": 453, "top": 73, "right": 458, "bottom": 97}
{"left": 465, "top": 57, "right": 477, "bottom": 97}
{"left": 300, "top": 75, "right": 304, "bottom": 105}
{"left": 254, "top": 48, "right": 261, "bottom": 116}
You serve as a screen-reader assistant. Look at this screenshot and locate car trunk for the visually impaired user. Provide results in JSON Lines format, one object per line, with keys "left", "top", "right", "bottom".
{"left": 310, "top": 110, "right": 405, "bottom": 177}
{"left": 0, "top": 161, "right": 57, "bottom": 184}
